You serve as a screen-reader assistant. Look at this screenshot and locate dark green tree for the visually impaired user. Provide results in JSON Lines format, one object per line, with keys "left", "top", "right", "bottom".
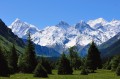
{"left": 116, "top": 64, "right": 120, "bottom": 76}
{"left": 58, "top": 53, "right": 73, "bottom": 75}
{"left": 0, "top": 44, "right": 10, "bottom": 77}
{"left": 102, "top": 58, "right": 112, "bottom": 70}
{"left": 69, "top": 46, "right": 76, "bottom": 62}
{"left": 72, "top": 54, "right": 81, "bottom": 70}
{"left": 18, "top": 53, "right": 24, "bottom": 72}
{"left": 111, "top": 56, "right": 120, "bottom": 71}
{"left": 80, "top": 66, "right": 88, "bottom": 75}
{"left": 86, "top": 41, "right": 102, "bottom": 73}
{"left": 33, "top": 63, "right": 48, "bottom": 78}
{"left": 69, "top": 46, "right": 81, "bottom": 70}
{"left": 40, "top": 57, "right": 52, "bottom": 74}
{"left": 8, "top": 44, "right": 18, "bottom": 74}
{"left": 18, "top": 32, "right": 37, "bottom": 73}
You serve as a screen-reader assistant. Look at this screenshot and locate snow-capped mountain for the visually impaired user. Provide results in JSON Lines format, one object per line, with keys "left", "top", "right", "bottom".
{"left": 9, "top": 18, "right": 40, "bottom": 38}
{"left": 88, "top": 18, "right": 120, "bottom": 38}
{"left": 9, "top": 18, "right": 120, "bottom": 55}
{"left": 87, "top": 18, "right": 107, "bottom": 29}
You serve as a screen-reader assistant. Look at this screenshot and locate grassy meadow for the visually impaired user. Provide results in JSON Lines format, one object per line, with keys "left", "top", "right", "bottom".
{"left": 0, "top": 69, "right": 120, "bottom": 79}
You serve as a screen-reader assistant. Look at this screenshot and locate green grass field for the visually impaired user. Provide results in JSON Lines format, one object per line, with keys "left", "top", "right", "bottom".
{"left": 0, "top": 69, "right": 120, "bottom": 79}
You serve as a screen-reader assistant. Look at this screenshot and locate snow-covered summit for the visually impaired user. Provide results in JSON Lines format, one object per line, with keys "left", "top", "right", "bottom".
{"left": 75, "top": 20, "right": 93, "bottom": 31}
{"left": 87, "top": 18, "right": 107, "bottom": 28}
{"left": 9, "top": 18, "right": 40, "bottom": 38}
{"left": 56, "top": 21, "right": 70, "bottom": 29}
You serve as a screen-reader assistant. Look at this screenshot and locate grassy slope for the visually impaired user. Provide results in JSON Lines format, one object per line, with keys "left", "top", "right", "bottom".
{"left": 0, "top": 70, "right": 120, "bottom": 79}
{"left": 0, "top": 35, "right": 24, "bottom": 53}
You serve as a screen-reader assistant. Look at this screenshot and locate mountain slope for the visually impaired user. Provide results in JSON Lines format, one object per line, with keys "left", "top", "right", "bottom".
{"left": 0, "top": 19, "right": 60, "bottom": 57}
{"left": 9, "top": 18, "right": 120, "bottom": 56}
{"left": 0, "top": 19, "right": 25, "bottom": 53}
{"left": 99, "top": 32, "right": 120, "bottom": 49}
{"left": 100, "top": 32, "right": 120, "bottom": 57}
{"left": 9, "top": 18, "right": 40, "bottom": 39}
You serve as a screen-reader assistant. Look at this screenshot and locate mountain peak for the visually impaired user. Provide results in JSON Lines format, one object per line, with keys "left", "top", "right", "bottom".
{"left": 9, "top": 18, "right": 39, "bottom": 38}
{"left": 87, "top": 18, "right": 107, "bottom": 28}
{"left": 14, "top": 18, "right": 23, "bottom": 23}
{"left": 75, "top": 20, "right": 88, "bottom": 28}
{"left": 56, "top": 21, "right": 70, "bottom": 28}
{"left": 96, "top": 18, "right": 106, "bottom": 22}
{"left": 75, "top": 20, "right": 93, "bottom": 31}
{"left": 79, "top": 20, "right": 86, "bottom": 24}
{"left": 58, "top": 21, "right": 69, "bottom": 25}
{"left": 89, "top": 18, "right": 107, "bottom": 23}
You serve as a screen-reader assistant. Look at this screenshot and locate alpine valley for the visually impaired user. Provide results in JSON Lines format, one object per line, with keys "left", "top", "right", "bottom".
{"left": 9, "top": 18, "right": 120, "bottom": 57}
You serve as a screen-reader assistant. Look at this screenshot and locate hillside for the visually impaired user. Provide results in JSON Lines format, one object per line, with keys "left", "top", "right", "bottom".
{"left": 99, "top": 32, "right": 120, "bottom": 57}
{"left": 0, "top": 19, "right": 25, "bottom": 53}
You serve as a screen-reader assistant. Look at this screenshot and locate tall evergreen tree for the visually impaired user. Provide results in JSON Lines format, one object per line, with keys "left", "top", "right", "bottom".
{"left": 111, "top": 56, "right": 120, "bottom": 71}
{"left": 8, "top": 44, "right": 18, "bottom": 74}
{"left": 40, "top": 57, "right": 52, "bottom": 74}
{"left": 86, "top": 41, "right": 102, "bottom": 73}
{"left": 18, "top": 32, "right": 37, "bottom": 73}
{"left": 18, "top": 53, "right": 24, "bottom": 72}
{"left": 58, "top": 53, "right": 73, "bottom": 75}
{"left": 34, "top": 63, "right": 48, "bottom": 78}
{"left": 69, "top": 46, "right": 81, "bottom": 70}
{"left": 0, "top": 44, "right": 10, "bottom": 77}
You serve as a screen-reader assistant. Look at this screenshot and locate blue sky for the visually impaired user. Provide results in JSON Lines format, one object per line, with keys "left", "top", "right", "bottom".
{"left": 0, "top": 0, "right": 120, "bottom": 29}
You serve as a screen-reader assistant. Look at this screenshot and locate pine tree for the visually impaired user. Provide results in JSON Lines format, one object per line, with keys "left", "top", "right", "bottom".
{"left": 8, "top": 44, "right": 18, "bottom": 74}
{"left": 69, "top": 46, "right": 81, "bottom": 70}
{"left": 116, "top": 64, "right": 120, "bottom": 76}
{"left": 58, "top": 53, "right": 73, "bottom": 75}
{"left": 111, "top": 56, "right": 120, "bottom": 71}
{"left": 33, "top": 63, "right": 48, "bottom": 78}
{"left": 0, "top": 44, "right": 10, "bottom": 77}
{"left": 19, "top": 32, "right": 37, "bottom": 73}
{"left": 80, "top": 67, "right": 88, "bottom": 75}
{"left": 40, "top": 57, "right": 52, "bottom": 74}
{"left": 72, "top": 53, "right": 81, "bottom": 70}
{"left": 18, "top": 53, "right": 24, "bottom": 72}
{"left": 86, "top": 41, "right": 102, "bottom": 73}
{"left": 102, "top": 58, "right": 112, "bottom": 70}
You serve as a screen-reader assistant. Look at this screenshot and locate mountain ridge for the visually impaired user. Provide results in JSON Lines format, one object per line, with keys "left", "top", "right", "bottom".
{"left": 9, "top": 18, "right": 120, "bottom": 56}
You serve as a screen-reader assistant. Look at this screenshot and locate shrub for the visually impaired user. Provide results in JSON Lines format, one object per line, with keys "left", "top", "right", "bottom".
{"left": 34, "top": 63, "right": 48, "bottom": 78}
{"left": 116, "top": 64, "right": 120, "bottom": 76}
{"left": 80, "top": 66, "right": 88, "bottom": 75}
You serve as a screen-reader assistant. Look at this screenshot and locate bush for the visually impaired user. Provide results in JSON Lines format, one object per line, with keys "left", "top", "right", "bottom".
{"left": 33, "top": 63, "right": 48, "bottom": 78}
{"left": 80, "top": 68, "right": 88, "bottom": 75}
{"left": 58, "top": 53, "right": 73, "bottom": 75}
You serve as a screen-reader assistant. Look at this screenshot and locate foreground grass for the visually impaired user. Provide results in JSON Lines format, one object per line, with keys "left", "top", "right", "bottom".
{"left": 0, "top": 69, "right": 120, "bottom": 79}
